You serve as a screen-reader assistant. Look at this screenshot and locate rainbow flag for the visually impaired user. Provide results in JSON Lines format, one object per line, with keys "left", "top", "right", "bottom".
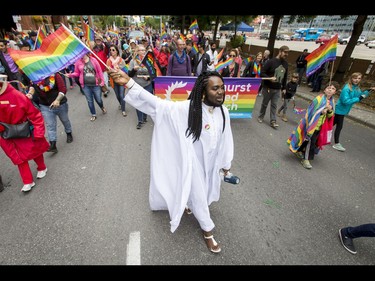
{"left": 83, "top": 22, "right": 95, "bottom": 45}
{"left": 121, "top": 64, "right": 129, "bottom": 74}
{"left": 189, "top": 19, "right": 199, "bottom": 31}
{"left": 179, "top": 33, "right": 187, "bottom": 42}
{"left": 34, "top": 26, "right": 47, "bottom": 50}
{"left": 215, "top": 58, "right": 233, "bottom": 72}
{"left": 141, "top": 51, "right": 162, "bottom": 78}
{"left": 160, "top": 30, "right": 167, "bottom": 41}
{"left": 107, "top": 30, "right": 119, "bottom": 37}
{"left": 8, "top": 24, "right": 91, "bottom": 83}
{"left": 215, "top": 48, "right": 224, "bottom": 62}
{"left": 306, "top": 34, "right": 338, "bottom": 77}
{"left": 191, "top": 42, "right": 198, "bottom": 55}
{"left": 244, "top": 56, "right": 253, "bottom": 65}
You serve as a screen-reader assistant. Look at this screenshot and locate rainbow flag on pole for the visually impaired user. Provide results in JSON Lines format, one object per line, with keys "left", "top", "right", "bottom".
{"left": 83, "top": 22, "right": 95, "bottom": 45}
{"left": 215, "top": 58, "right": 233, "bottom": 72}
{"left": 8, "top": 24, "right": 91, "bottom": 82}
{"left": 244, "top": 56, "right": 253, "bottom": 66}
{"left": 141, "top": 51, "right": 162, "bottom": 78}
{"left": 34, "top": 26, "right": 47, "bottom": 50}
{"left": 189, "top": 19, "right": 199, "bottom": 31}
{"left": 160, "top": 30, "right": 167, "bottom": 41}
{"left": 306, "top": 34, "right": 338, "bottom": 77}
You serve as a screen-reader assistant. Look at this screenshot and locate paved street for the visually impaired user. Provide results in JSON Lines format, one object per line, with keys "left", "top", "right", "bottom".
{"left": 0, "top": 83, "right": 374, "bottom": 265}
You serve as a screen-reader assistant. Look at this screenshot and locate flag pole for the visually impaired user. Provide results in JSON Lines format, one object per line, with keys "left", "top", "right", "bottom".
{"left": 33, "top": 27, "right": 40, "bottom": 50}
{"left": 328, "top": 60, "right": 335, "bottom": 85}
{"left": 61, "top": 23, "right": 111, "bottom": 71}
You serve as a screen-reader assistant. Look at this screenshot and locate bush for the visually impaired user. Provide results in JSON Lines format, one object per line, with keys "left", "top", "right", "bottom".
{"left": 230, "top": 35, "right": 244, "bottom": 49}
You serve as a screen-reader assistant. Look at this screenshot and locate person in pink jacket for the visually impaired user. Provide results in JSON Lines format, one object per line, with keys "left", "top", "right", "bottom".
{"left": 0, "top": 75, "right": 49, "bottom": 192}
{"left": 68, "top": 53, "right": 107, "bottom": 121}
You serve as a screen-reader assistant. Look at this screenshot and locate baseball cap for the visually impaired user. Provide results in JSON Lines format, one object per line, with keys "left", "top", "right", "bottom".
{"left": 123, "top": 43, "right": 130, "bottom": 50}
{"left": 129, "top": 39, "right": 136, "bottom": 44}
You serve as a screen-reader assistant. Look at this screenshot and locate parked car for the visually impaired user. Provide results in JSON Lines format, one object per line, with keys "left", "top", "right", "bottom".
{"left": 367, "top": 40, "right": 375, "bottom": 48}
{"left": 277, "top": 34, "right": 290, "bottom": 41}
{"left": 340, "top": 35, "right": 366, "bottom": 45}
{"left": 259, "top": 32, "right": 269, "bottom": 40}
{"left": 315, "top": 34, "right": 331, "bottom": 44}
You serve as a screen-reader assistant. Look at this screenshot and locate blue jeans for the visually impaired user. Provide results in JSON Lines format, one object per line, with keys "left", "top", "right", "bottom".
{"left": 40, "top": 103, "right": 72, "bottom": 142}
{"left": 83, "top": 85, "right": 104, "bottom": 116}
{"left": 136, "top": 83, "right": 153, "bottom": 122}
{"left": 113, "top": 82, "right": 126, "bottom": 112}
{"left": 343, "top": 224, "right": 375, "bottom": 239}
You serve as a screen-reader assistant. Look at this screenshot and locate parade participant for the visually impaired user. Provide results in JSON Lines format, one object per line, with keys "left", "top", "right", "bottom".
{"left": 109, "top": 69, "right": 235, "bottom": 254}
{"left": 0, "top": 74, "right": 49, "bottom": 192}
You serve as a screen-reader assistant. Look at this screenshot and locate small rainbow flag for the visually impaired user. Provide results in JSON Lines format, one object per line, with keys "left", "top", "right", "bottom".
{"left": 160, "top": 30, "right": 167, "bottom": 41}
{"left": 215, "top": 58, "right": 233, "bottom": 72}
{"left": 215, "top": 48, "right": 224, "bottom": 61}
{"left": 189, "top": 19, "right": 199, "bottom": 31}
{"left": 141, "top": 51, "right": 162, "bottom": 78}
{"left": 306, "top": 34, "right": 338, "bottom": 77}
{"left": 83, "top": 22, "right": 95, "bottom": 45}
{"left": 244, "top": 56, "right": 253, "bottom": 65}
{"left": 107, "top": 30, "right": 119, "bottom": 37}
{"left": 191, "top": 42, "right": 199, "bottom": 55}
{"left": 179, "top": 33, "right": 187, "bottom": 42}
{"left": 8, "top": 24, "right": 91, "bottom": 83}
{"left": 121, "top": 64, "right": 129, "bottom": 74}
{"left": 34, "top": 26, "right": 47, "bottom": 50}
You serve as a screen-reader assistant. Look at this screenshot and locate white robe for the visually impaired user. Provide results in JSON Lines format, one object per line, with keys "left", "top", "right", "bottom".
{"left": 125, "top": 83, "right": 234, "bottom": 233}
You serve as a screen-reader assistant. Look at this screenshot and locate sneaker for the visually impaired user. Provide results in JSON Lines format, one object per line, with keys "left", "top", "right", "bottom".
{"left": 101, "top": 107, "right": 107, "bottom": 114}
{"left": 136, "top": 122, "right": 142, "bottom": 129}
{"left": 21, "top": 182, "right": 35, "bottom": 192}
{"left": 70, "top": 86, "right": 74, "bottom": 89}
{"left": 122, "top": 111, "right": 127, "bottom": 117}
{"left": 103, "top": 91, "right": 109, "bottom": 97}
{"left": 333, "top": 143, "right": 346, "bottom": 152}
{"left": 257, "top": 117, "right": 263, "bottom": 123}
{"left": 37, "top": 168, "right": 48, "bottom": 179}
{"left": 339, "top": 228, "right": 357, "bottom": 254}
{"left": 281, "top": 115, "right": 288, "bottom": 122}
{"left": 301, "top": 159, "right": 312, "bottom": 169}
{"left": 276, "top": 111, "right": 282, "bottom": 117}
{"left": 270, "top": 121, "right": 279, "bottom": 128}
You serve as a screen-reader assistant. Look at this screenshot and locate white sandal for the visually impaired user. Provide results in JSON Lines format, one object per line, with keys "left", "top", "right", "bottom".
{"left": 203, "top": 233, "right": 221, "bottom": 253}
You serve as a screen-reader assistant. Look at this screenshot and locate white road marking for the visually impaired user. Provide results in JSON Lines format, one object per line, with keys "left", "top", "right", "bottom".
{"left": 126, "top": 231, "right": 141, "bottom": 265}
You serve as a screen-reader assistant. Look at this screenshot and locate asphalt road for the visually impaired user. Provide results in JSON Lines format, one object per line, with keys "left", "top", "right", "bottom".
{"left": 0, "top": 84, "right": 374, "bottom": 265}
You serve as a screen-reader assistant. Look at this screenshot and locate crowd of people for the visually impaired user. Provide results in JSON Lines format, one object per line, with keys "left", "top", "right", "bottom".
{"left": 1, "top": 26, "right": 375, "bottom": 256}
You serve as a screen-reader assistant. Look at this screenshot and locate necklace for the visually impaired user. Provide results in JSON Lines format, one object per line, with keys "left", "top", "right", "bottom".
{"left": 37, "top": 75, "right": 55, "bottom": 92}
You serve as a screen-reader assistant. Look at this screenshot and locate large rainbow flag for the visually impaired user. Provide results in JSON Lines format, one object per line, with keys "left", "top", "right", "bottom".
{"left": 34, "top": 26, "right": 47, "bottom": 50}
{"left": 306, "top": 34, "right": 338, "bottom": 77}
{"left": 9, "top": 24, "right": 91, "bottom": 82}
{"left": 189, "top": 19, "right": 199, "bottom": 31}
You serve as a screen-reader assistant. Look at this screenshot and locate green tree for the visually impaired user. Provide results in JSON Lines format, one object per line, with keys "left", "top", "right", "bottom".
{"left": 333, "top": 15, "right": 368, "bottom": 83}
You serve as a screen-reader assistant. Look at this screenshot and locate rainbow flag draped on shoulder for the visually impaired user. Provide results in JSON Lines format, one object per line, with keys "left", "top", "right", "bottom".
{"left": 306, "top": 34, "right": 338, "bottom": 77}
{"left": 8, "top": 24, "right": 91, "bottom": 82}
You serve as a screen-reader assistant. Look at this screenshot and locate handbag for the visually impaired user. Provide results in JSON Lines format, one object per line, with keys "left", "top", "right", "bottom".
{"left": 317, "top": 115, "right": 334, "bottom": 149}
{"left": 0, "top": 120, "right": 33, "bottom": 139}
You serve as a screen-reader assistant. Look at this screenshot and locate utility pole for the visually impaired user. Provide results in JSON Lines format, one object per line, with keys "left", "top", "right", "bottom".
{"left": 160, "top": 15, "right": 162, "bottom": 34}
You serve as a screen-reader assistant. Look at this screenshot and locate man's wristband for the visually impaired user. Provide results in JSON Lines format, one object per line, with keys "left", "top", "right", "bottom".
{"left": 126, "top": 78, "right": 135, "bottom": 89}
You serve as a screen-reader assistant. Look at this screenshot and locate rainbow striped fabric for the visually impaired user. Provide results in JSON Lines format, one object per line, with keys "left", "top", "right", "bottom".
{"left": 179, "top": 33, "right": 187, "bottom": 42}
{"left": 215, "top": 58, "right": 233, "bottom": 72}
{"left": 141, "top": 51, "right": 162, "bottom": 78}
{"left": 244, "top": 56, "right": 253, "bottom": 66}
{"left": 191, "top": 42, "right": 198, "bottom": 55}
{"left": 121, "top": 64, "right": 129, "bottom": 74}
{"left": 215, "top": 48, "right": 224, "bottom": 62}
{"left": 83, "top": 22, "right": 95, "bottom": 44}
{"left": 160, "top": 30, "right": 167, "bottom": 41}
{"left": 8, "top": 25, "right": 91, "bottom": 82}
{"left": 34, "top": 26, "right": 47, "bottom": 50}
{"left": 189, "top": 19, "right": 199, "bottom": 31}
{"left": 306, "top": 34, "right": 338, "bottom": 77}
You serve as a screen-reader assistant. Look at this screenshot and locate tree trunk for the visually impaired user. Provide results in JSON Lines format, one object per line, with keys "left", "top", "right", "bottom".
{"left": 181, "top": 16, "right": 185, "bottom": 34}
{"left": 267, "top": 15, "right": 282, "bottom": 58}
{"left": 333, "top": 15, "right": 368, "bottom": 83}
{"left": 213, "top": 16, "right": 220, "bottom": 43}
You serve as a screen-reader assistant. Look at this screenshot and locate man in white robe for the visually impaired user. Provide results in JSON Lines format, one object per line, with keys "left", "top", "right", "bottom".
{"left": 110, "top": 70, "right": 234, "bottom": 254}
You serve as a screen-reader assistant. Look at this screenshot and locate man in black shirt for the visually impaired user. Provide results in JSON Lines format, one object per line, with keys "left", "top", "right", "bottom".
{"left": 258, "top": 45, "right": 289, "bottom": 129}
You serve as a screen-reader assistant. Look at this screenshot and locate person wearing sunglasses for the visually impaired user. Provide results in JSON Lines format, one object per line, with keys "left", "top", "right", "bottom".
{"left": 220, "top": 49, "right": 240, "bottom": 78}
{"left": 107, "top": 45, "right": 127, "bottom": 117}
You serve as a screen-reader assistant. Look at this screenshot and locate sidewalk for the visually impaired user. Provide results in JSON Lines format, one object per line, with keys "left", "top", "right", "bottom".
{"left": 296, "top": 84, "right": 375, "bottom": 130}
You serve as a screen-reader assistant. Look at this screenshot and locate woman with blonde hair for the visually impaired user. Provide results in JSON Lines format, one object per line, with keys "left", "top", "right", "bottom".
{"left": 332, "top": 72, "right": 375, "bottom": 152}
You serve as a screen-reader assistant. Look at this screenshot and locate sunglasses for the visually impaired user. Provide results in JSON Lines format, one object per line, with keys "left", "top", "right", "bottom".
{"left": 229, "top": 55, "right": 236, "bottom": 57}
{"left": 110, "top": 49, "right": 116, "bottom": 51}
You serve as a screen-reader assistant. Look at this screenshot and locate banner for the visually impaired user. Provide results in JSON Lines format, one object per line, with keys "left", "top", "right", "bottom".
{"left": 154, "top": 76, "right": 262, "bottom": 119}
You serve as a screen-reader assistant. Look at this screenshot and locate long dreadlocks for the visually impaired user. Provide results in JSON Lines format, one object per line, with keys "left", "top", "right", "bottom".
{"left": 185, "top": 71, "right": 225, "bottom": 143}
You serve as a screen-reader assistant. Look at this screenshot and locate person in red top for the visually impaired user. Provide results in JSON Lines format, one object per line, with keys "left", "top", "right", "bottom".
{"left": 92, "top": 36, "right": 110, "bottom": 97}
{"left": 153, "top": 42, "right": 170, "bottom": 76}
{"left": 0, "top": 75, "right": 49, "bottom": 192}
